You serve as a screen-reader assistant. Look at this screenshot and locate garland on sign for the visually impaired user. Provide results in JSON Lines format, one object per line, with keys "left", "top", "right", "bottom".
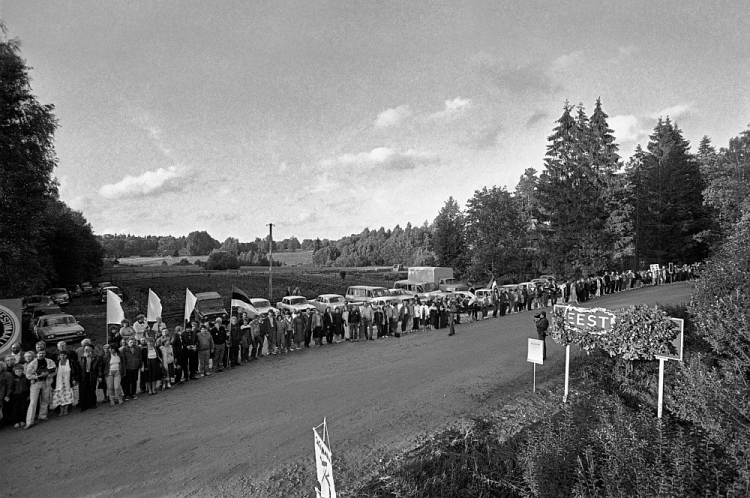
{"left": 552, "top": 304, "right": 679, "bottom": 360}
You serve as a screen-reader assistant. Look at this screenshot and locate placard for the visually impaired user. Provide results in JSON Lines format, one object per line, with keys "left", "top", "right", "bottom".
{"left": 527, "top": 338, "right": 544, "bottom": 365}
{"left": 655, "top": 318, "right": 684, "bottom": 361}
{"left": 0, "top": 299, "right": 23, "bottom": 358}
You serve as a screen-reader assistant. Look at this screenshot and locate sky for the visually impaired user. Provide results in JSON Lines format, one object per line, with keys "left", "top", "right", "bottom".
{"left": 3, "top": 0, "right": 750, "bottom": 243}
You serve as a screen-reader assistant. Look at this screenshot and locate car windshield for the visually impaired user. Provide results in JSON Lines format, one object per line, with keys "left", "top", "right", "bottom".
{"left": 288, "top": 297, "right": 306, "bottom": 305}
{"left": 370, "top": 289, "right": 388, "bottom": 297}
{"left": 47, "top": 288, "right": 66, "bottom": 293}
{"left": 328, "top": 297, "right": 343, "bottom": 303}
{"left": 422, "top": 283, "right": 439, "bottom": 292}
{"left": 252, "top": 300, "right": 271, "bottom": 308}
{"left": 198, "top": 298, "right": 224, "bottom": 308}
{"left": 43, "top": 316, "right": 75, "bottom": 326}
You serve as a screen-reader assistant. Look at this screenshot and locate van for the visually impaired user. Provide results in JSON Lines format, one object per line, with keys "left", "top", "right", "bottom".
{"left": 345, "top": 286, "right": 390, "bottom": 304}
{"left": 393, "top": 280, "right": 441, "bottom": 300}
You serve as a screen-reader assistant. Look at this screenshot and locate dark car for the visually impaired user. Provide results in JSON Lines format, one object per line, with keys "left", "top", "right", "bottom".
{"left": 45, "top": 287, "right": 70, "bottom": 306}
{"left": 66, "top": 284, "right": 82, "bottom": 298}
{"left": 100, "top": 286, "right": 123, "bottom": 304}
{"left": 80, "top": 282, "right": 93, "bottom": 294}
{"left": 22, "top": 295, "right": 54, "bottom": 312}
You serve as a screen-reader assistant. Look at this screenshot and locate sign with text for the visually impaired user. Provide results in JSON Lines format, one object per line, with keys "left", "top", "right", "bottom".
{"left": 0, "top": 299, "right": 22, "bottom": 358}
{"left": 655, "top": 318, "right": 684, "bottom": 361}
{"left": 650, "top": 264, "right": 660, "bottom": 274}
{"left": 554, "top": 304, "right": 616, "bottom": 335}
{"left": 527, "top": 338, "right": 544, "bottom": 365}
{"left": 313, "top": 421, "right": 337, "bottom": 498}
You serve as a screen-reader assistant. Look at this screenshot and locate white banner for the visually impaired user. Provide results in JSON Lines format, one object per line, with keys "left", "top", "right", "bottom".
{"left": 106, "top": 290, "right": 125, "bottom": 325}
{"left": 147, "top": 289, "right": 162, "bottom": 322}
{"left": 313, "top": 421, "right": 337, "bottom": 498}
{"left": 184, "top": 288, "right": 197, "bottom": 324}
{"left": 0, "top": 299, "right": 23, "bottom": 358}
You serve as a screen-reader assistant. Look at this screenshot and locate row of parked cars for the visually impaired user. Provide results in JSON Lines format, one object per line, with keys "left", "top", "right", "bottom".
{"left": 20, "top": 281, "right": 126, "bottom": 345}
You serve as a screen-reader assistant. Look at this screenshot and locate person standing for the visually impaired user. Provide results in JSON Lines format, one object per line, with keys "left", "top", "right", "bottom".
{"left": 535, "top": 311, "right": 549, "bottom": 361}
{"left": 303, "top": 309, "right": 313, "bottom": 348}
{"left": 239, "top": 316, "right": 253, "bottom": 361}
{"left": 348, "top": 305, "right": 360, "bottom": 341}
{"left": 195, "top": 325, "right": 214, "bottom": 376}
{"left": 51, "top": 350, "right": 80, "bottom": 416}
{"left": 210, "top": 318, "right": 228, "bottom": 371}
{"left": 78, "top": 344, "right": 101, "bottom": 411}
{"left": 292, "top": 312, "right": 305, "bottom": 351}
{"left": 172, "top": 326, "right": 188, "bottom": 384}
{"left": 102, "top": 344, "right": 125, "bottom": 405}
{"left": 184, "top": 321, "right": 200, "bottom": 379}
{"left": 121, "top": 338, "right": 141, "bottom": 399}
{"left": 276, "top": 312, "right": 289, "bottom": 353}
{"left": 360, "top": 302, "right": 373, "bottom": 340}
{"left": 322, "top": 307, "right": 334, "bottom": 344}
{"left": 227, "top": 316, "right": 242, "bottom": 365}
{"left": 24, "top": 349, "right": 56, "bottom": 429}
{"left": 312, "top": 310, "right": 324, "bottom": 347}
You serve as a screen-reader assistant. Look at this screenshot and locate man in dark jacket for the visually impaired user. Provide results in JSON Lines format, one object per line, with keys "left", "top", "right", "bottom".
{"left": 210, "top": 318, "right": 228, "bottom": 372}
{"left": 227, "top": 316, "right": 242, "bottom": 366}
{"left": 535, "top": 311, "right": 550, "bottom": 361}
{"left": 78, "top": 344, "right": 102, "bottom": 411}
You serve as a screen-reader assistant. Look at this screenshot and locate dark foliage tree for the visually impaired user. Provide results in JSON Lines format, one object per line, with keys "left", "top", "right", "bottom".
{"left": 432, "top": 197, "right": 466, "bottom": 272}
{"left": 536, "top": 100, "right": 618, "bottom": 276}
{"left": 634, "top": 118, "right": 709, "bottom": 265}
{"left": 185, "top": 230, "right": 219, "bottom": 256}
{"left": 205, "top": 250, "right": 240, "bottom": 270}
{"left": 464, "top": 186, "right": 528, "bottom": 281}
{"left": 0, "top": 29, "right": 103, "bottom": 296}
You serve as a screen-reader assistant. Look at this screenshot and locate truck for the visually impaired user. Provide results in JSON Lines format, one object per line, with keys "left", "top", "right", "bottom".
{"left": 193, "top": 292, "right": 228, "bottom": 323}
{"left": 407, "top": 267, "right": 468, "bottom": 292}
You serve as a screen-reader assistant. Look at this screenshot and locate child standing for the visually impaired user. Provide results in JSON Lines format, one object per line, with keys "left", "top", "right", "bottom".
{"left": 9, "top": 364, "right": 30, "bottom": 428}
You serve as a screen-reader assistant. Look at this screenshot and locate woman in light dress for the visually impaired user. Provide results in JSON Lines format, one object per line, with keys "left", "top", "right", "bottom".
{"left": 51, "top": 350, "right": 80, "bottom": 416}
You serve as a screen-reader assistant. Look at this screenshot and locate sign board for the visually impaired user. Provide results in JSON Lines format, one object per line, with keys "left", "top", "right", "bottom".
{"left": 0, "top": 299, "right": 23, "bottom": 358}
{"left": 527, "top": 338, "right": 544, "bottom": 365}
{"left": 650, "top": 264, "right": 660, "bottom": 274}
{"left": 655, "top": 318, "right": 684, "bottom": 361}
{"left": 553, "top": 304, "right": 616, "bottom": 335}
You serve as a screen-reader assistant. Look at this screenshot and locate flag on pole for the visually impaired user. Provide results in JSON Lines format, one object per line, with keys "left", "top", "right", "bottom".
{"left": 106, "top": 290, "right": 125, "bottom": 325}
{"left": 486, "top": 275, "right": 495, "bottom": 289}
{"left": 184, "top": 288, "right": 197, "bottom": 324}
{"left": 313, "top": 418, "right": 337, "bottom": 498}
{"left": 231, "top": 285, "right": 259, "bottom": 315}
{"left": 147, "top": 289, "right": 162, "bottom": 322}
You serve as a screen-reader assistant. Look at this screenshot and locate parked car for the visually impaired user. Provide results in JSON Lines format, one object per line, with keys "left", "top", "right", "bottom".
{"left": 33, "top": 313, "right": 86, "bottom": 342}
{"left": 344, "top": 286, "right": 390, "bottom": 304}
{"left": 66, "top": 284, "right": 82, "bottom": 298}
{"left": 386, "top": 288, "right": 415, "bottom": 304}
{"left": 99, "top": 286, "right": 123, "bottom": 304}
{"left": 45, "top": 287, "right": 70, "bottom": 306}
{"left": 438, "top": 277, "right": 469, "bottom": 292}
{"left": 311, "top": 294, "right": 347, "bottom": 312}
{"left": 27, "top": 305, "right": 63, "bottom": 332}
{"left": 22, "top": 295, "right": 54, "bottom": 312}
{"left": 276, "top": 295, "right": 316, "bottom": 314}
{"left": 369, "top": 296, "right": 402, "bottom": 309}
{"left": 193, "top": 292, "right": 228, "bottom": 323}
{"left": 237, "top": 298, "right": 274, "bottom": 318}
{"left": 95, "top": 281, "right": 114, "bottom": 293}
{"left": 80, "top": 282, "right": 94, "bottom": 294}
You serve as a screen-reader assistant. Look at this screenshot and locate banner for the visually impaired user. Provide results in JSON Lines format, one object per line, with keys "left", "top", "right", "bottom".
{"left": 231, "top": 285, "right": 259, "bottom": 315}
{"left": 0, "top": 299, "right": 23, "bottom": 358}
{"left": 106, "top": 290, "right": 126, "bottom": 325}
{"left": 553, "top": 304, "right": 615, "bottom": 335}
{"left": 313, "top": 420, "right": 337, "bottom": 498}
{"left": 147, "top": 289, "right": 162, "bottom": 322}
{"left": 184, "top": 288, "right": 197, "bottom": 324}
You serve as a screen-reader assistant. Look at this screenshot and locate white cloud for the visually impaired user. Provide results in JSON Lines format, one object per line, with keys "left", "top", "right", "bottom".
{"left": 99, "top": 166, "right": 185, "bottom": 199}
{"left": 374, "top": 105, "right": 412, "bottom": 128}
{"left": 550, "top": 51, "right": 585, "bottom": 72}
{"left": 609, "top": 114, "right": 647, "bottom": 143}
{"left": 618, "top": 45, "right": 638, "bottom": 57}
{"left": 649, "top": 103, "right": 695, "bottom": 120}
{"left": 323, "top": 147, "right": 438, "bottom": 171}
{"left": 428, "top": 97, "right": 472, "bottom": 120}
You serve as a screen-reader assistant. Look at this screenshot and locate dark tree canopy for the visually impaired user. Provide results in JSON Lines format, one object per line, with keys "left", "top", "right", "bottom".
{"left": 432, "top": 197, "right": 466, "bottom": 272}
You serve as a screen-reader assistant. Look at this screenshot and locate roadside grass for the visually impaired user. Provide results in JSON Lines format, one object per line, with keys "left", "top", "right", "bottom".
{"left": 350, "top": 303, "right": 737, "bottom": 498}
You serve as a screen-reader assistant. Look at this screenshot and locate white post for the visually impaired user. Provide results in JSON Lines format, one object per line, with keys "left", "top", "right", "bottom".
{"left": 563, "top": 344, "right": 570, "bottom": 403}
{"left": 657, "top": 358, "right": 665, "bottom": 419}
{"left": 533, "top": 363, "right": 536, "bottom": 393}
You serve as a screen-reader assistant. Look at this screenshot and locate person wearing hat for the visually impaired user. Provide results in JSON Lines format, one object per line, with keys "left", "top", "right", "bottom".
{"left": 534, "top": 311, "right": 550, "bottom": 360}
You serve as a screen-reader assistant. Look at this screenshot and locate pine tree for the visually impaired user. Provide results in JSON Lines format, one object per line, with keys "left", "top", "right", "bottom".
{"left": 432, "top": 197, "right": 466, "bottom": 271}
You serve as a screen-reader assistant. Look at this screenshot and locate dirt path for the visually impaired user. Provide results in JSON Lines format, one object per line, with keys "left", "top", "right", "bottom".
{"left": 1, "top": 283, "right": 692, "bottom": 498}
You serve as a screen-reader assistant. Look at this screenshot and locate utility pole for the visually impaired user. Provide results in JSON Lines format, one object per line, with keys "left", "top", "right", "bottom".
{"left": 267, "top": 223, "right": 274, "bottom": 301}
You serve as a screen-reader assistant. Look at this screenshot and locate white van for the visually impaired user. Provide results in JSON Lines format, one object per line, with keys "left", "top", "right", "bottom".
{"left": 345, "top": 285, "right": 390, "bottom": 304}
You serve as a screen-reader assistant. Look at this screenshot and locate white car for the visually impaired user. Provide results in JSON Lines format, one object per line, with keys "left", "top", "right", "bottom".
{"left": 241, "top": 298, "right": 274, "bottom": 318}
{"left": 34, "top": 314, "right": 86, "bottom": 342}
{"left": 387, "top": 288, "right": 415, "bottom": 304}
{"left": 276, "top": 295, "right": 316, "bottom": 314}
{"left": 311, "top": 294, "right": 347, "bottom": 312}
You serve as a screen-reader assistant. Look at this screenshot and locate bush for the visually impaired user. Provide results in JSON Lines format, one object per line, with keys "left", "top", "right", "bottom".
{"left": 206, "top": 250, "right": 240, "bottom": 270}
{"left": 175, "top": 258, "right": 192, "bottom": 266}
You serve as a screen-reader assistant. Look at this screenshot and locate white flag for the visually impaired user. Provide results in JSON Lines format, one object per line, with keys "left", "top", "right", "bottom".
{"left": 147, "top": 289, "right": 162, "bottom": 322}
{"left": 313, "top": 420, "right": 337, "bottom": 498}
{"left": 184, "top": 288, "right": 197, "bottom": 324}
{"left": 106, "top": 290, "right": 125, "bottom": 325}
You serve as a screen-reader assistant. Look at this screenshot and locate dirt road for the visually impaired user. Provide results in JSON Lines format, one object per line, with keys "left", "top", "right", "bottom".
{"left": 2, "top": 283, "right": 692, "bottom": 497}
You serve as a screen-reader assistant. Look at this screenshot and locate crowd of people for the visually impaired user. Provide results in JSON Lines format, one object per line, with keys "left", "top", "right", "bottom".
{"left": 0, "top": 265, "right": 693, "bottom": 431}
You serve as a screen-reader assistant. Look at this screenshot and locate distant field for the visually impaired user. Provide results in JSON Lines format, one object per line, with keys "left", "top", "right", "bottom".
{"left": 271, "top": 250, "right": 313, "bottom": 266}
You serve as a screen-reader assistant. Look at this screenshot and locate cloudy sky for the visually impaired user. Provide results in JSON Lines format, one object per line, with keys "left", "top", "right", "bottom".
{"left": 4, "top": 1, "right": 749, "bottom": 242}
